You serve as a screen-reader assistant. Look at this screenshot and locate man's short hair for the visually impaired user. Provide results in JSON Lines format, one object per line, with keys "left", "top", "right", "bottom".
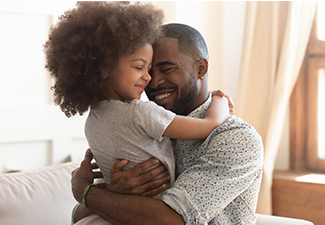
{"left": 162, "top": 23, "right": 209, "bottom": 61}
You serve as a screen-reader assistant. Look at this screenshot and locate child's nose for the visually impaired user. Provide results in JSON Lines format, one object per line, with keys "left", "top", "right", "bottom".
{"left": 143, "top": 71, "right": 151, "bottom": 82}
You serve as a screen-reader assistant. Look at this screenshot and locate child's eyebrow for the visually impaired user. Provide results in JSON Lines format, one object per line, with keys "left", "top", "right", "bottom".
{"left": 131, "top": 58, "right": 147, "bottom": 63}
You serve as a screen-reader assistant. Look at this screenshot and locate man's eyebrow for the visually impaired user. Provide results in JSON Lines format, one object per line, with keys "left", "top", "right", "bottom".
{"left": 155, "top": 61, "right": 176, "bottom": 67}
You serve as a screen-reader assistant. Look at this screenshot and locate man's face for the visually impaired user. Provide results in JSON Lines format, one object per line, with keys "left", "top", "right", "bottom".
{"left": 145, "top": 38, "right": 199, "bottom": 115}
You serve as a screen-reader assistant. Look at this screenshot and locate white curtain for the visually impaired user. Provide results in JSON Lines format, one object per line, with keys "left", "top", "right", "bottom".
{"left": 236, "top": 1, "right": 316, "bottom": 215}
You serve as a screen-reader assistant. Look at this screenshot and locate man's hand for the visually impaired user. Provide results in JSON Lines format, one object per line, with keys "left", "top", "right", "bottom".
{"left": 211, "top": 89, "right": 235, "bottom": 115}
{"left": 71, "top": 149, "right": 104, "bottom": 203}
{"left": 109, "top": 158, "right": 169, "bottom": 197}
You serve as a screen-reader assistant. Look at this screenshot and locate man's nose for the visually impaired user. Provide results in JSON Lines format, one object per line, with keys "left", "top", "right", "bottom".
{"left": 148, "top": 72, "right": 164, "bottom": 89}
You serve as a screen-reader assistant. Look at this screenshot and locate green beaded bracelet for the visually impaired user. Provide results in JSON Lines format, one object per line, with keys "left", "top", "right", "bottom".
{"left": 82, "top": 183, "right": 97, "bottom": 208}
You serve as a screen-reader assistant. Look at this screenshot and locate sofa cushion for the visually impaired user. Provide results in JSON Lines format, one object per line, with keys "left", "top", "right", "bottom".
{"left": 0, "top": 162, "right": 79, "bottom": 225}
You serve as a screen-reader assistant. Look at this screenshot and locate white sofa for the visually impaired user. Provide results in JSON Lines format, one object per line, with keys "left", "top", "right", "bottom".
{"left": 0, "top": 162, "right": 314, "bottom": 225}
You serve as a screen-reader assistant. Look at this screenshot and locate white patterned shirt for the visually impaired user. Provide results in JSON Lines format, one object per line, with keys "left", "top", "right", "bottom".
{"left": 161, "top": 95, "right": 264, "bottom": 225}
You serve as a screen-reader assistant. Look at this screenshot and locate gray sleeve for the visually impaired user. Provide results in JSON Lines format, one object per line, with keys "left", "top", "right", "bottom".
{"left": 132, "top": 100, "right": 176, "bottom": 141}
{"left": 161, "top": 125, "right": 264, "bottom": 224}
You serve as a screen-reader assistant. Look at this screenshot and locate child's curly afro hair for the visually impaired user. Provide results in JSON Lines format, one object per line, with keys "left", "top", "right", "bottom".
{"left": 44, "top": 1, "right": 164, "bottom": 117}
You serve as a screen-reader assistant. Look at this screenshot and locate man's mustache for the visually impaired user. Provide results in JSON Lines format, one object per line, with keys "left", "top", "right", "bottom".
{"left": 146, "top": 85, "right": 177, "bottom": 93}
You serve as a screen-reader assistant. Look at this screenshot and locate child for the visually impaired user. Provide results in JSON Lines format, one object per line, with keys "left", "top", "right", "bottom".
{"left": 44, "top": 1, "right": 230, "bottom": 220}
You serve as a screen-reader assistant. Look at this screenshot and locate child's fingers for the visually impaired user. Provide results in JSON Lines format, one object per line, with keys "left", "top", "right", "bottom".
{"left": 211, "top": 90, "right": 235, "bottom": 115}
{"left": 211, "top": 89, "right": 225, "bottom": 97}
{"left": 224, "top": 94, "right": 235, "bottom": 115}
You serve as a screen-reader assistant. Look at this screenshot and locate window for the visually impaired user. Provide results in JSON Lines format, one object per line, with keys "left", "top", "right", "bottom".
{"left": 290, "top": 2, "right": 325, "bottom": 172}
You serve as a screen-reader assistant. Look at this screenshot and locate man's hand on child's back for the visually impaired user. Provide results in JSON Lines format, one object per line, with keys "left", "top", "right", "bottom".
{"left": 71, "top": 149, "right": 105, "bottom": 203}
{"left": 109, "top": 158, "right": 169, "bottom": 197}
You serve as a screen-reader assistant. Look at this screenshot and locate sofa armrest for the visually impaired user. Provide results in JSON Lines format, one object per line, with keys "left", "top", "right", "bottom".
{"left": 256, "top": 214, "right": 314, "bottom": 225}
{"left": 0, "top": 162, "right": 79, "bottom": 225}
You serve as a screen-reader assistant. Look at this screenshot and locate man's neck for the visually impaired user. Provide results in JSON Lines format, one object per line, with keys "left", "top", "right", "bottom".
{"left": 183, "top": 90, "right": 209, "bottom": 115}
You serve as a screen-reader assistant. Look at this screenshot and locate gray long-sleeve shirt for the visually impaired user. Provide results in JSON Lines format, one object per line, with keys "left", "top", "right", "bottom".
{"left": 161, "top": 95, "right": 264, "bottom": 224}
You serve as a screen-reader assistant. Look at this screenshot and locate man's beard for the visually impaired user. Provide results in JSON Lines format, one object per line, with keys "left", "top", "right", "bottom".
{"left": 170, "top": 75, "right": 198, "bottom": 115}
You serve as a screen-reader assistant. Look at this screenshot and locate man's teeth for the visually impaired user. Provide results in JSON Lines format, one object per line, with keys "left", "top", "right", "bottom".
{"left": 155, "top": 93, "right": 172, "bottom": 100}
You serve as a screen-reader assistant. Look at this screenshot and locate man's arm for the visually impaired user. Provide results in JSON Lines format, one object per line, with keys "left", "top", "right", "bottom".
{"left": 85, "top": 187, "right": 184, "bottom": 225}
{"left": 71, "top": 150, "right": 184, "bottom": 225}
{"left": 161, "top": 121, "right": 264, "bottom": 224}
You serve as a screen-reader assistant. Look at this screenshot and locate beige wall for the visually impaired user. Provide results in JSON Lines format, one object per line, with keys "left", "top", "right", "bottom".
{"left": 0, "top": 1, "right": 289, "bottom": 172}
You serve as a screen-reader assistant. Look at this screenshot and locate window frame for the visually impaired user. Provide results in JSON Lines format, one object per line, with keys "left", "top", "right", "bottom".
{"left": 290, "top": 6, "right": 325, "bottom": 172}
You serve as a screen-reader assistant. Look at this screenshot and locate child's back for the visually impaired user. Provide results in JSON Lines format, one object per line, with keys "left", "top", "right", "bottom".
{"left": 85, "top": 99, "right": 176, "bottom": 193}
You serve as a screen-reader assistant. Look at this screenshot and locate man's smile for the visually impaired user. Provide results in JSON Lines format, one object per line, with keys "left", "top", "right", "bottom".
{"left": 155, "top": 92, "right": 172, "bottom": 100}
{"left": 149, "top": 88, "right": 175, "bottom": 105}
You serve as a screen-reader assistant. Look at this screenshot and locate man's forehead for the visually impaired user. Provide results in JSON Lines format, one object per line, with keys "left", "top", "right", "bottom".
{"left": 153, "top": 38, "right": 179, "bottom": 63}
{"left": 162, "top": 37, "right": 179, "bottom": 47}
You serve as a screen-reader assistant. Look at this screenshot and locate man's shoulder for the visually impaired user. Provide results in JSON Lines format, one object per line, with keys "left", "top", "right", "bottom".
{"left": 207, "top": 115, "right": 263, "bottom": 146}
{"left": 216, "top": 115, "right": 256, "bottom": 132}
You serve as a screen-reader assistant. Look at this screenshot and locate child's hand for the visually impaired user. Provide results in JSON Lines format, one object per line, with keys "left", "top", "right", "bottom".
{"left": 211, "top": 90, "right": 235, "bottom": 115}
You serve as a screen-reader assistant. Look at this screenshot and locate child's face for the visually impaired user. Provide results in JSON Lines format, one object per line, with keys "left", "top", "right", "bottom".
{"left": 106, "top": 44, "right": 153, "bottom": 101}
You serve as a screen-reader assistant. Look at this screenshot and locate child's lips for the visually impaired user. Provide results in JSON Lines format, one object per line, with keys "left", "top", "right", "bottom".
{"left": 135, "top": 84, "right": 146, "bottom": 92}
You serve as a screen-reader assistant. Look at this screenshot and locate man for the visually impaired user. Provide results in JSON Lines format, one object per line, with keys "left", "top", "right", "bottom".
{"left": 71, "top": 23, "right": 264, "bottom": 224}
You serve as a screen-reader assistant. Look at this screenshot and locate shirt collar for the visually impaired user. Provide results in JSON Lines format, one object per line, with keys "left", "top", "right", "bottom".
{"left": 187, "top": 92, "right": 212, "bottom": 119}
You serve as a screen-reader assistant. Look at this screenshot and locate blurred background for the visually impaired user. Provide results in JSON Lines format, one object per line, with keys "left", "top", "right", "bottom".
{"left": 0, "top": 1, "right": 248, "bottom": 172}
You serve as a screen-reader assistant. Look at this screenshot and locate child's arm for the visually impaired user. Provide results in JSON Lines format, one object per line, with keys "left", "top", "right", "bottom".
{"left": 163, "top": 90, "right": 230, "bottom": 140}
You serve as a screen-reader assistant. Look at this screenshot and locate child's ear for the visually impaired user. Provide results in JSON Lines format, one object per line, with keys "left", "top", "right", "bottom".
{"left": 195, "top": 58, "right": 209, "bottom": 80}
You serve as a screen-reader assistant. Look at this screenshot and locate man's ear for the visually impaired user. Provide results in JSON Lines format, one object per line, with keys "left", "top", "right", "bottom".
{"left": 195, "top": 58, "right": 209, "bottom": 80}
